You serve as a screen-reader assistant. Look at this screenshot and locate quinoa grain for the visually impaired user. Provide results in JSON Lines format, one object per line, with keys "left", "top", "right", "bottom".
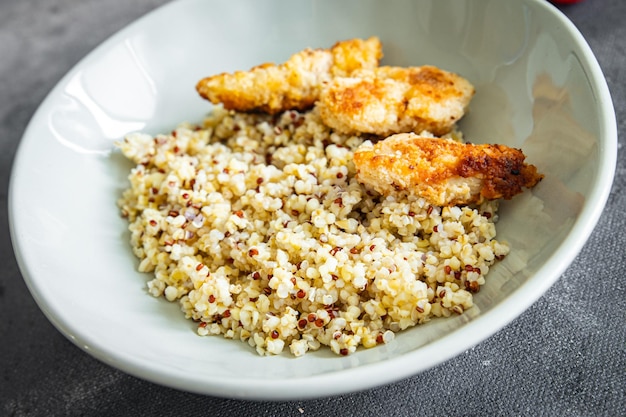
{"left": 117, "top": 106, "right": 509, "bottom": 357}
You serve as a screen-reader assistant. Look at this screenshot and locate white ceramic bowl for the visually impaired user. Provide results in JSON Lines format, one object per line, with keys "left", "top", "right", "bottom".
{"left": 9, "top": 0, "right": 616, "bottom": 400}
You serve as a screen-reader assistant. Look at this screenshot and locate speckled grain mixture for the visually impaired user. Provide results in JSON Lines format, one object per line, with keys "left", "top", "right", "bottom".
{"left": 117, "top": 106, "right": 509, "bottom": 357}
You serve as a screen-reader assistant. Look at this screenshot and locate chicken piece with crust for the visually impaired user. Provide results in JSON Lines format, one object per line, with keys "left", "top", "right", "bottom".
{"left": 318, "top": 65, "right": 475, "bottom": 137}
{"left": 353, "top": 133, "right": 543, "bottom": 206}
{"left": 196, "top": 37, "right": 383, "bottom": 114}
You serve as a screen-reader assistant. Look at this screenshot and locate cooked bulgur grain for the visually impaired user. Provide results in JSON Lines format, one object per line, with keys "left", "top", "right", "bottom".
{"left": 117, "top": 106, "right": 509, "bottom": 357}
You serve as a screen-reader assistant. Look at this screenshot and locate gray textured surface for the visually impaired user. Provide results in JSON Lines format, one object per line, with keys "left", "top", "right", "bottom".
{"left": 1, "top": 1, "right": 624, "bottom": 415}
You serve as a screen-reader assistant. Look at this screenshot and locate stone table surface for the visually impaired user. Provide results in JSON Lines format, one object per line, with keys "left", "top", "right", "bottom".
{"left": 1, "top": 1, "right": 624, "bottom": 416}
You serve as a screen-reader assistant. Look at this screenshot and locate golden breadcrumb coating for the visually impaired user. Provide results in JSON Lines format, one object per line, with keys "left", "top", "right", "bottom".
{"left": 318, "top": 66, "right": 475, "bottom": 137}
{"left": 196, "top": 37, "right": 382, "bottom": 114}
{"left": 353, "top": 133, "right": 543, "bottom": 206}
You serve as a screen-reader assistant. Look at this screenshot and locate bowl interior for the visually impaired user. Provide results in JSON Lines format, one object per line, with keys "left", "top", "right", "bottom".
{"left": 10, "top": 0, "right": 615, "bottom": 399}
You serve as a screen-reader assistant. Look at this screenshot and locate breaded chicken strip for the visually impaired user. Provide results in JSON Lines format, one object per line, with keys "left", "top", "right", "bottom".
{"left": 318, "top": 66, "right": 475, "bottom": 137}
{"left": 196, "top": 37, "right": 382, "bottom": 114}
{"left": 353, "top": 133, "right": 543, "bottom": 206}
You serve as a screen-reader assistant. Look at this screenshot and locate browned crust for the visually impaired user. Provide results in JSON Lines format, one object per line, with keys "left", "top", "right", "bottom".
{"left": 196, "top": 37, "right": 383, "bottom": 114}
{"left": 353, "top": 133, "right": 543, "bottom": 206}
{"left": 318, "top": 66, "right": 475, "bottom": 137}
